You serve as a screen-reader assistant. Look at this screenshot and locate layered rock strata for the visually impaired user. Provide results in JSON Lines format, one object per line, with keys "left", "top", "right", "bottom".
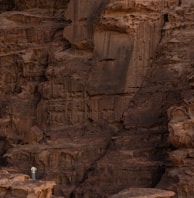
{"left": 0, "top": 169, "right": 55, "bottom": 198}
{"left": 0, "top": 0, "right": 193, "bottom": 197}
{"left": 111, "top": 188, "right": 175, "bottom": 198}
{"left": 158, "top": 101, "right": 194, "bottom": 197}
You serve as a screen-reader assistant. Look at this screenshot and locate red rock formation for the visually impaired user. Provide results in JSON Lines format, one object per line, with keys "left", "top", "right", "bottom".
{"left": 0, "top": 169, "right": 55, "bottom": 198}
{"left": 0, "top": 0, "right": 193, "bottom": 197}
{"left": 158, "top": 100, "right": 194, "bottom": 197}
{"left": 111, "top": 188, "right": 175, "bottom": 198}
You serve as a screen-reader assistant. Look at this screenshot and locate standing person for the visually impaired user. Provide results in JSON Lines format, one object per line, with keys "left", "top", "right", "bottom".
{"left": 31, "top": 166, "right": 37, "bottom": 180}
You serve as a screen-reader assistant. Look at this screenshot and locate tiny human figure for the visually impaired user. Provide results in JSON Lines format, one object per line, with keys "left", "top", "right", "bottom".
{"left": 31, "top": 166, "right": 37, "bottom": 180}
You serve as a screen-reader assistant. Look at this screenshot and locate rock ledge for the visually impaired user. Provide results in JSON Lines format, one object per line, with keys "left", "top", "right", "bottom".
{"left": 111, "top": 188, "right": 176, "bottom": 198}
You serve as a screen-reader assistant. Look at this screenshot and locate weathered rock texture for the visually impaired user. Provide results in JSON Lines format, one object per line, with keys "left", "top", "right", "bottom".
{"left": 0, "top": 0, "right": 194, "bottom": 197}
{"left": 111, "top": 188, "right": 175, "bottom": 198}
{"left": 0, "top": 169, "right": 55, "bottom": 198}
{"left": 158, "top": 100, "right": 194, "bottom": 197}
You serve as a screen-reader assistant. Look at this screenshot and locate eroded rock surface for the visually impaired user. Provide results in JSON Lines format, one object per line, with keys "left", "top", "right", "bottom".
{"left": 0, "top": 0, "right": 193, "bottom": 197}
{"left": 111, "top": 188, "right": 175, "bottom": 198}
{"left": 0, "top": 169, "right": 55, "bottom": 198}
{"left": 158, "top": 101, "right": 194, "bottom": 197}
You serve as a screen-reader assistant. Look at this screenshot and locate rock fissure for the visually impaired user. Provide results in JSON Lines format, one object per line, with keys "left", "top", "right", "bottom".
{"left": 70, "top": 137, "right": 113, "bottom": 197}
{"left": 0, "top": 0, "right": 193, "bottom": 197}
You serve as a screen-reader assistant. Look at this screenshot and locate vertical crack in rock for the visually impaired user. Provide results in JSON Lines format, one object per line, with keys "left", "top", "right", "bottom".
{"left": 158, "top": 13, "right": 170, "bottom": 44}
{"left": 70, "top": 137, "right": 112, "bottom": 198}
{"left": 0, "top": 0, "right": 193, "bottom": 197}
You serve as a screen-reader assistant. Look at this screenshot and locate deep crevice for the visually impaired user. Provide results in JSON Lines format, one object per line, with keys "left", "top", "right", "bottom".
{"left": 99, "top": 58, "right": 115, "bottom": 62}
{"left": 158, "top": 13, "right": 169, "bottom": 44}
{"left": 70, "top": 137, "right": 113, "bottom": 198}
{"left": 164, "top": 14, "right": 169, "bottom": 22}
{"left": 0, "top": 137, "right": 12, "bottom": 167}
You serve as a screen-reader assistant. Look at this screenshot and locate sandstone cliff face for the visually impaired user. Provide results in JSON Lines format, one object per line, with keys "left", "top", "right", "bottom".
{"left": 111, "top": 188, "right": 175, "bottom": 198}
{"left": 158, "top": 101, "right": 194, "bottom": 197}
{"left": 0, "top": 169, "right": 55, "bottom": 198}
{"left": 0, "top": 0, "right": 193, "bottom": 197}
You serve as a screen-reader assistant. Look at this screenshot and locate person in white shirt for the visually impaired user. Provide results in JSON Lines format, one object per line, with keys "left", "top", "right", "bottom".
{"left": 31, "top": 166, "right": 37, "bottom": 180}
